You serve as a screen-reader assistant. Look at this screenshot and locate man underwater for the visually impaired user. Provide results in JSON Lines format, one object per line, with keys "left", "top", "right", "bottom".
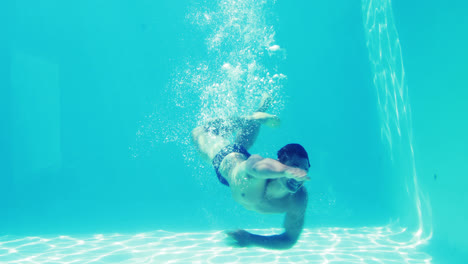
{"left": 191, "top": 96, "right": 310, "bottom": 249}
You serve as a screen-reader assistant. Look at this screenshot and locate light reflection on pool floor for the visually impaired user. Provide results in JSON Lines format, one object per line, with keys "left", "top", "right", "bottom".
{"left": 0, "top": 226, "right": 431, "bottom": 263}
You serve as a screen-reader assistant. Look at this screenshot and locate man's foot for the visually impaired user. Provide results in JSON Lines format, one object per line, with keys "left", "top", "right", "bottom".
{"left": 256, "top": 93, "right": 272, "bottom": 113}
{"left": 247, "top": 112, "right": 281, "bottom": 128}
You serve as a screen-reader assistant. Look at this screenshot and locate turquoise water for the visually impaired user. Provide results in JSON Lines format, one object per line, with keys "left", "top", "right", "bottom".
{"left": 1, "top": 0, "right": 467, "bottom": 263}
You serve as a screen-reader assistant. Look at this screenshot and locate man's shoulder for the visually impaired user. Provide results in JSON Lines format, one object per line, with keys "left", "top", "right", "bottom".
{"left": 245, "top": 154, "right": 263, "bottom": 162}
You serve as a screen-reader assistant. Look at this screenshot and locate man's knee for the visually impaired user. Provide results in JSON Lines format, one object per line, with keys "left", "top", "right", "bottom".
{"left": 191, "top": 128, "right": 199, "bottom": 144}
{"left": 191, "top": 127, "right": 205, "bottom": 145}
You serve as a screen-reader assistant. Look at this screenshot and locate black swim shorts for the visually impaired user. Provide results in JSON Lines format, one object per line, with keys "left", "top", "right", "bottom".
{"left": 212, "top": 144, "right": 251, "bottom": 186}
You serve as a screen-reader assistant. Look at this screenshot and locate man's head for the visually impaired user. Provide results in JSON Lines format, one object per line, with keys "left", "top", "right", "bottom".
{"left": 277, "top": 144, "right": 310, "bottom": 193}
{"left": 277, "top": 143, "right": 310, "bottom": 171}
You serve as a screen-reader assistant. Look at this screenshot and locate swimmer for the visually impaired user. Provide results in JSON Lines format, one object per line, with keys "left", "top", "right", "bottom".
{"left": 191, "top": 95, "right": 310, "bottom": 249}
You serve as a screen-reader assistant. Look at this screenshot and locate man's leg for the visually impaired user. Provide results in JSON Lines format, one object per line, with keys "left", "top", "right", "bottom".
{"left": 192, "top": 113, "right": 249, "bottom": 163}
{"left": 234, "top": 112, "right": 280, "bottom": 150}
{"left": 192, "top": 94, "right": 279, "bottom": 161}
{"left": 192, "top": 125, "right": 230, "bottom": 164}
{"left": 235, "top": 94, "right": 280, "bottom": 150}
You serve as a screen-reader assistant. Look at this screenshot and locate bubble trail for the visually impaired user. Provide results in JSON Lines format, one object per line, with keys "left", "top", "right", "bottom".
{"left": 131, "top": 0, "right": 286, "bottom": 160}
{"left": 182, "top": 0, "right": 287, "bottom": 125}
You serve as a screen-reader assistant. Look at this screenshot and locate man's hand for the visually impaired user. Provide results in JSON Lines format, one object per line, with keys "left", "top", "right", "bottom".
{"left": 284, "top": 167, "right": 310, "bottom": 181}
{"left": 224, "top": 188, "right": 308, "bottom": 250}
{"left": 225, "top": 229, "right": 296, "bottom": 250}
{"left": 225, "top": 230, "right": 252, "bottom": 247}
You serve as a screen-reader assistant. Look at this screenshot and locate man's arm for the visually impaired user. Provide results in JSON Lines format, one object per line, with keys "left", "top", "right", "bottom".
{"left": 243, "top": 155, "right": 310, "bottom": 181}
{"left": 226, "top": 188, "right": 308, "bottom": 249}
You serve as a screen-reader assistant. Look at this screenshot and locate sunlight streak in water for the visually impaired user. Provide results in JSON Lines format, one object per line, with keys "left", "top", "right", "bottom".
{"left": 361, "top": 0, "right": 432, "bottom": 246}
{"left": 0, "top": 226, "right": 431, "bottom": 263}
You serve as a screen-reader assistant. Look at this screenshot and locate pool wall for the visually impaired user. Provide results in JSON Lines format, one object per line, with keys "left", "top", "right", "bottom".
{"left": 392, "top": 0, "right": 468, "bottom": 261}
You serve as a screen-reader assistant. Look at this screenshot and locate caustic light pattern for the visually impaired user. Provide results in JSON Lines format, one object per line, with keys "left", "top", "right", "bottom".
{"left": 1, "top": 226, "right": 431, "bottom": 263}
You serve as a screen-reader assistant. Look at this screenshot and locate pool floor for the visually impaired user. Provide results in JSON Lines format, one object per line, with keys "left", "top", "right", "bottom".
{"left": 0, "top": 226, "right": 431, "bottom": 263}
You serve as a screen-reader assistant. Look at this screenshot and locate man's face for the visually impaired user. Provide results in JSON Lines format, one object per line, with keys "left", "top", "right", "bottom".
{"left": 284, "top": 155, "right": 310, "bottom": 172}
{"left": 281, "top": 155, "right": 310, "bottom": 193}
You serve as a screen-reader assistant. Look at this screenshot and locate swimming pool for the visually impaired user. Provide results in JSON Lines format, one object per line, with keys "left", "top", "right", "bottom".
{"left": 1, "top": 0, "right": 467, "bottom": 263}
